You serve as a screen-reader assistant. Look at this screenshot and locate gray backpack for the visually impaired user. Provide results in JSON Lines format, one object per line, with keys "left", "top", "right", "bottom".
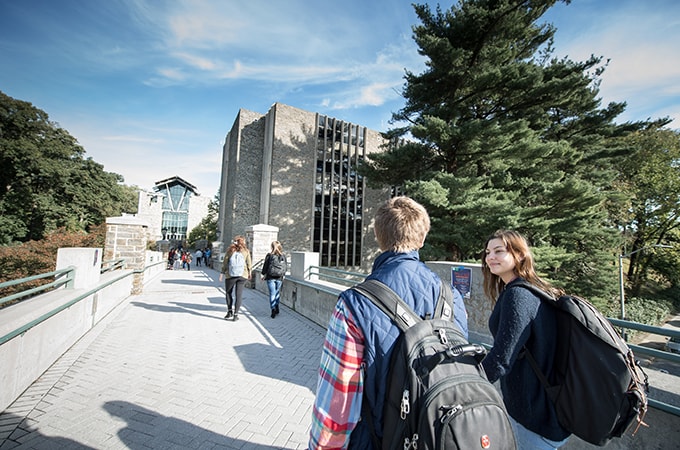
{"left": 352, "top": 279, "right": 516, "bottom": 450}
{"left": 228, "top": 251, "right": 245, "bottom": 277}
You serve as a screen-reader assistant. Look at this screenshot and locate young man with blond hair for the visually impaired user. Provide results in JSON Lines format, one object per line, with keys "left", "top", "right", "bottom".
{"left": 309, "top": 196, "right": 468, "bottom": 449}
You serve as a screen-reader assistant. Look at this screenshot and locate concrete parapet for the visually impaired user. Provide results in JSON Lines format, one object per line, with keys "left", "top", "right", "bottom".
{"left": 426, "top": 261, "right": 492, "bottom": 343}
{"left": 290, "top": 251, "right": 319, "bottom": 281}
{"left": 56, "top": 248, "right": 102, "bottom": 290}
{"left": 0, "top": 266, "right": 136, "bottom": 412}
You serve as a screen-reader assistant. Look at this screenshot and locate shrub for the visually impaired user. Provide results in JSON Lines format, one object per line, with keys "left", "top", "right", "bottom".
{"left": 0, "top": 224, "right": 106, "bottom": 305}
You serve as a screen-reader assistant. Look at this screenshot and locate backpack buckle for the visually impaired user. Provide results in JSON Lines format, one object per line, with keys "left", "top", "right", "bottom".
{"left": 400, "top": 390, "right": 410, "bottom": 419}
{"left": 438, "top": 328, "right": 449, "bottom": 345}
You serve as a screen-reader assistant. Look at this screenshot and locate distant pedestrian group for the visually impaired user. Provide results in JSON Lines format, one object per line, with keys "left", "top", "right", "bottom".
{"left": 167, "top": 246, "right": 212, "bottom": 271}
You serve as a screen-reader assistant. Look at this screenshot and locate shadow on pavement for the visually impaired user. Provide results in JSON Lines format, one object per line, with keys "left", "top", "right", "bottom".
{"left": 233, "top": 342, "right": 319, "bottom": 392}
{"left": 0, "top": 413, "right": 96, "bottom": 449}
{"left": 103, "top": 401, "right": 285, "bottom": 449}
{"left": 160, "top": 278, "right": 220, "bottom": 288}
{"left": 129, "top": 301, "right": 223, "bottom": 320}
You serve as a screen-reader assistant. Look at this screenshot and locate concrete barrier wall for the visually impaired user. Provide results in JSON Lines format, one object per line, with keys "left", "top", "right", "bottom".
{"left": 253, "top": 256, "right": 680, "bottom": 450}
{"left": 0, "top": 249, "right": 163, "bottom": 412}
{"left": 254, "top": 259, "right": 491, "bottom": 340}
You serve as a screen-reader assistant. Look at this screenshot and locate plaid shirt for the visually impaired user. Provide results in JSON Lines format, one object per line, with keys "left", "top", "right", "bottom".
{"left": 309, "top": 297, "right": 365, "bottom": 449}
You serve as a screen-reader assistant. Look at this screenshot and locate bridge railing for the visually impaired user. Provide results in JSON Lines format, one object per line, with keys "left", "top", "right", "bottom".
{"left": 0, "top": 267, "right": 76, "bottom": 308}
{"left": 101, "top": 258, "right": 126, "bottom": 273}
{"left": 0, "top": 250, "right": 165, "bottom": 412}
{"left": 296, "top": 264, "right": 680, "bottom": 419}
{"left": 609, "top": 318, "right": 680, "bottom": 416}
{"left": 306, "top": 265, "right": 366, "bottom": 287}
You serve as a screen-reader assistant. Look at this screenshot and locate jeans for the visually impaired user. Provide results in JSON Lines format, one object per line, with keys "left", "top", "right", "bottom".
{"left": 510, "top": 417, "right": 569, "bottom": 450}
{"left": 267, "top": 279, "right": 282, "bottom": 310}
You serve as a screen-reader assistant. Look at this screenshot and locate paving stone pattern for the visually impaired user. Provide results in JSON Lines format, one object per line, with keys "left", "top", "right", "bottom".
{"left": 0, "top": 267, "right": 327, "bottom": 449}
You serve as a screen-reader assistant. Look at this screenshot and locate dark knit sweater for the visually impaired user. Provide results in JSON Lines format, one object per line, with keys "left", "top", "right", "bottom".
{"left": 481, "top": 278, "right": 570, "bottom": 441}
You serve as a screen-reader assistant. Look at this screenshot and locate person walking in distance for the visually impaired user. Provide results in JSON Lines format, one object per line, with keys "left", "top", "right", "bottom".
{"left": 219, "top": 236, "right": 252, "bottom": 321}
{"left": 481, "top": 229, "right": 570, "bottom": 449}
{"left": 261, "top": 241, "right": 287, "bottom": 318}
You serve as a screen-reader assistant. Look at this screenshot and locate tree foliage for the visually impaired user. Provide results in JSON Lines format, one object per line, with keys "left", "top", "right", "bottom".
{"left": 0, "top": 224, "right": 106, "bottom": 303}
{"left": 187, "top": 194, "right": 219, "bottom": 246}
{"left": 614, "top": 127, "right": 680, "bottom": 293}
{"left": 363, "top": 0, "right": 662, "bottom": 304}
{"left": 0, "top": 90, "right": 137, "bottom": 245}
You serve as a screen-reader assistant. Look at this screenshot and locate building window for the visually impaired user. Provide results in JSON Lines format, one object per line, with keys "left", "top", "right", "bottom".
{"left": 314, "top": 115, "right": 366, "bottom": 267}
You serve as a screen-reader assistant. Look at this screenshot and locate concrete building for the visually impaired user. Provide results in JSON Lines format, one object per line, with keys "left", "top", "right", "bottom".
{"left": 217, "top": 103, "right": 390, "bottom": 271}
{"left": 136, "top": 176, "right": 211, "bottom": 244}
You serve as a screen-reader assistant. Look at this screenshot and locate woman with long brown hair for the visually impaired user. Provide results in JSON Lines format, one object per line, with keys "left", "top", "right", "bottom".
{"left": 481, "top": 229, "right": 570, "bottom": 449}
{"left": 219, "top": 235, "right": 251, "bottom": 321}
{"left": 261, "top": 240, "right": 287, "bottom": 318}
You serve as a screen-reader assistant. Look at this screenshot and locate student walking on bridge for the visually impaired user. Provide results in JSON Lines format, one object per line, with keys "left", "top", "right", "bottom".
{"left": 219, "top": 236, "right": 252, "bottom": 321}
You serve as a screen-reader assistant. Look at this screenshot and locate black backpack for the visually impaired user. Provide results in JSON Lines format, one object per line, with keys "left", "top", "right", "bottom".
{"left": 267, "top": 254, "right": 287, "bottom": 277}
{"left": 352, "top": 279, "right": 516, "bottom": 450}
{"left": 516, "top": 281, "right": 649, "bottom": 446}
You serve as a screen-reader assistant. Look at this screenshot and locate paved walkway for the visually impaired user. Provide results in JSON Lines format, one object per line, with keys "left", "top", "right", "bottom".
{"left": 0, "top": 267, "right": 327, "bottom": 449}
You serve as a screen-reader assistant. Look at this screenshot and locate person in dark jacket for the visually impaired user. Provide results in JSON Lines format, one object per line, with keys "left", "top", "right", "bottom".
{"left": 481, "top": 229, "right": 571, "bottom": 449}
{"left": 261, "top": 240, "right": 287, "bottom": 318}
{"left": 308, "top": 196, "right": 468, "bottom": 449}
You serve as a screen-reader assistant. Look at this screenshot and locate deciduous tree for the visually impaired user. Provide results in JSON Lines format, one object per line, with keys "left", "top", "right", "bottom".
{"left": 614, "top": 127, "right": 680, "bottom": 294}
{"left": 0, "top": 91, "right": 137, "bottom": 245}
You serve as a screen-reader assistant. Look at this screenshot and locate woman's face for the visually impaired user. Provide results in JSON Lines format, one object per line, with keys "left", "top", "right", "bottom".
{"left": 485, "top": 238, "right": 517, "bottom": 284}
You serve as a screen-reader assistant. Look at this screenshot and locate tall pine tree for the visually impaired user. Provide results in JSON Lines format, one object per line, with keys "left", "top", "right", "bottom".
{"left": 364, "top": 0, "right": 650, "bottom": 303}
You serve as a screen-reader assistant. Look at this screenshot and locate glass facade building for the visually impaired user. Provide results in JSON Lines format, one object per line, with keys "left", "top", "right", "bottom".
{"left": 156, "top": 177, "right": 196, "bottom": 241}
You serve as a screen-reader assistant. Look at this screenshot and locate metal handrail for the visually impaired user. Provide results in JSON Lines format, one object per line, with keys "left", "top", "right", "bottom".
{"left": 101, "top": 258, "right": 126, "bottom": 273}
{"left": 0, "top": 267, "right": 75, "bottom": 307}
{"left": 0, "top": 259, "right": 166, "bottom": 346}
{"left": 307, "top": 265, "right": 366, "bottom": 287}
{"left": 302, "top": 267, "right": 680, "bottom": 418}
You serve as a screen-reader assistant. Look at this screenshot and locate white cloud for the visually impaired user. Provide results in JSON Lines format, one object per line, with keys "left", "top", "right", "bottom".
{"left": 548, "top": 2, "right": 680, "bottom": 125}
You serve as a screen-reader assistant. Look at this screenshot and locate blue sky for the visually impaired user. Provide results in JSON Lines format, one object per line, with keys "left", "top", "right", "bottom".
{"left": 1, "top": 0, "right": 679, "bottom": 199}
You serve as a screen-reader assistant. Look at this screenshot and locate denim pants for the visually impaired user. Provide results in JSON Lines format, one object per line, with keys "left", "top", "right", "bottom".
{"left": 266, "top": 279, "right": 282, "bottom": 310}
{"left": 510, "top": 417, "right": 569, "bottom": 450}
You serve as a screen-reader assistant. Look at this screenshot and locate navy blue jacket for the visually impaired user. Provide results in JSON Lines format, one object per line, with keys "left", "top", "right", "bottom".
{"left": 481, "top": 278, "right": 570, "bottom": 441}
{"left": 344, "top": 251, "right": 467, "bottom": 449}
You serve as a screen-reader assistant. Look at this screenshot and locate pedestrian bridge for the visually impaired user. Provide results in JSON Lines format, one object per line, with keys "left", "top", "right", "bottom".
{"left": 1, "top": 255, "right": 679, "bottom": 449}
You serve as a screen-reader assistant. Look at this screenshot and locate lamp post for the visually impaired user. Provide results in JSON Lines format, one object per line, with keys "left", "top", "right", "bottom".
{"left": 618, "top": 244, "right": 672, "bottom": 338}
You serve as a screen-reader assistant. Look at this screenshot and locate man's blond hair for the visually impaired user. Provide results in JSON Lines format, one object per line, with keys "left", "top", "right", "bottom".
{"left": 374, "top": 196, "right": 430, "bottom": 252}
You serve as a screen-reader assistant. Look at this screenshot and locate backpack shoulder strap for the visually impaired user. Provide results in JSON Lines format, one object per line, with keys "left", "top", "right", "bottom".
{"left": 434, "top": 281, "right": 455, "bottom": 321}
{"left": 511, "top": 280, "right": 555, "bottom": 390}
{"left": 351, "top": 279, "right": 421, "bottom": 332}
{"left": 509, "top": 279, "right": 555, "bottom": 302}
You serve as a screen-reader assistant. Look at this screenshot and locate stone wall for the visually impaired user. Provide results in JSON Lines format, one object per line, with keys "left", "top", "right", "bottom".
{"left": 219, "top": 109, "right": 266, "bottom": 243}
{"left": 267, "top": 103, "right": 318, "bottom": 253}
{"left": 104, "top": 216, "right": 149, "bottom": 294}
{"left": 246, "top": 224, "right": 280, "bottom": 269}
{"left": 216, "top": 103, "right": 391, "bottom": 270}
